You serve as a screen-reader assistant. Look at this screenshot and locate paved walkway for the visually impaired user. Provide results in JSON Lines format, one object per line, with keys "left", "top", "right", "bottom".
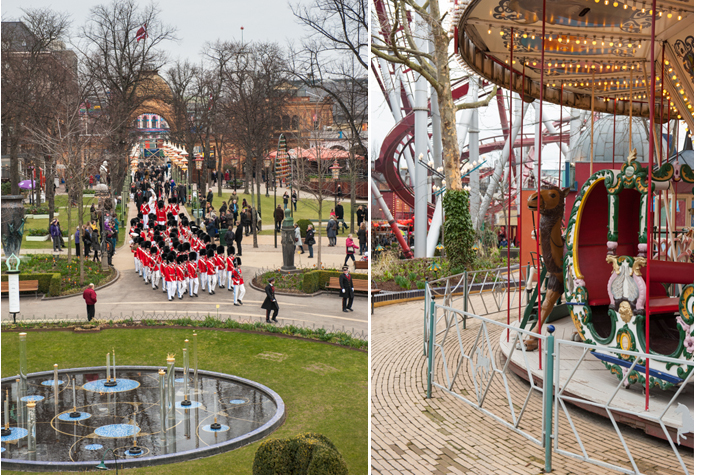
{"left": 371, "top": 299, "right": 693, "bottom": 474}
{"left": 5, "top": 198, "right": 368, "bottom": 337}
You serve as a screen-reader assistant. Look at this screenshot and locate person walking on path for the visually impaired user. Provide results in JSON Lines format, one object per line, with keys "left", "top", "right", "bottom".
{"left": 91, "top": 227, "right": 101, "bottom": 263}
{"left": 83, "top": 224, "right": 92, "bottom": 258}
{"left": 305, "top": 225, "right": 315, "bottom": 258}
{"left": 74, "top": 226, "right": 81, "bottom": 257}
{"left": 83, "top": 283, "right": 97, "bottom": 322}
{"left": 294, "top": 224, "right": 303, "bottom": 254}
{"left": 235, "top": 222, "right": 243, "bottom": 256}
{"left": 335, "top": 201, "right": 348, "bottom": 231}
{"left": 274, "top": 205, "right": 284, "bottom": 232}
{"left": 356, "top": 205, "right": 366, "bottom": 227}
{"left": 339, "top": 266, "right": 354, "bottom": 312}
{"left": 291, "top": 191, "right": 298, "bottom": 212}
{"left": 344, "top": 234, "right": 358, "bottom": 266}
{"left": 50, "top": 219, "right": 62, "bottom": 252}
{"left": 326, "top": 216, "right": 338, "bottom": 247}
{"left": 261, "top": 277, "right": 279, "bottom": 323}
{"left": 357, "top": 222, "right": 368, "bottom": 255}
{"left": 283, "top": 192, "right": 289, "bottom": 209}
{"left": 232, "top": 257, "right": 245, "bottom": 305}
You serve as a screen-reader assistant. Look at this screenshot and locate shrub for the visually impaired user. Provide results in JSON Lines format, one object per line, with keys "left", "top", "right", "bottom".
{"left": 394, "top": 275, "right": 410, "bottom": 290}
{"left": 27, "top": 228, "right": 50, "bottom": 237}
{"left": 82, "top": 189, "right": 96, "bottom": 195}
{"left": 416, "top": 280, "right": 426, "bottom": 290}
{"left": 296, "top": 219, "right": 314, "bottom": 237}
{"left": 253, "top": 432, "right": 348, "bottom": 475}
{"left": 1, "top": 182, "right": 11, "bottom": 195}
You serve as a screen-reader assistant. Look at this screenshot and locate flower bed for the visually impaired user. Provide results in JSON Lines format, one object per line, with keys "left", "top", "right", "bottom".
{"left": 372, "top": 249, "right": 517, "bottom": 291}
{"left": 3, "top": 254, "right": 115, "bottom": 296}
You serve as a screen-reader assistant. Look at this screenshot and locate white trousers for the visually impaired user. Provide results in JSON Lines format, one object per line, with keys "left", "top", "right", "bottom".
{"left": 134, "top": 257, "right": 140, "bottom": 272}
{"left": 200, "top": 273, "right": 207, "bottom": 290}
{"left": 178, "top": 279, "right": 187, "bottom": 298}
{"left": 152, "top": 270, "right": 160, "bottom": 288}
{"left": 233, "top": 284, "right": 245, "bottom": 303}
{"left": 226, "top": 271, "right": 233, "bottom": 290}
{"left": 189, "top": 277, "right": 199, "bottom": 296}
{"left": 167, "top": 281, "right": 177, "bottom": 300}
{"left": 208, "top": 274, "right": 217, "bottom": 293}
{"left": 144, "top": 267, "right": 151, "bottom": 284}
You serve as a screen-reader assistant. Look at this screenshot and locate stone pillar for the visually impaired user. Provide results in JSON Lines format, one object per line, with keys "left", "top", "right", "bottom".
{"left": 281, "top": 209, "right": 296, "bottom": 273}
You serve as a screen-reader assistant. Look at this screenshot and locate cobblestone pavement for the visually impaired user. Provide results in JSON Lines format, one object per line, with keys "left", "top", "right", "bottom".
{"left": 4, "top": 199, "right": 368, "bottom": 337}
{"left": 371, "top": 298, "right": 693, "bottom": 475}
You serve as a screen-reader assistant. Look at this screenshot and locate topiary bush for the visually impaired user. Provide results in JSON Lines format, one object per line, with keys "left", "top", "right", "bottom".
{"left": 443, "top": 189, "right": 475, "bottom": 271}
{"left": 253, "top": 432, "right": 348, "bottom": 475}
{"left": 296, "top": 219, "right": 314, "bottom": 237}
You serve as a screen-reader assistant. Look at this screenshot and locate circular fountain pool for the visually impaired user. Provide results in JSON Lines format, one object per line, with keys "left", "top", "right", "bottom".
{"left": 1, "top": 366, "right": 285, "bottom": 471}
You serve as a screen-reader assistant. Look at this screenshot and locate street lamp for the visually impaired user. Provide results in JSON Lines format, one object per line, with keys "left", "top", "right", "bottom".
{"left": 263, "top": 157, "right": 272, "bottom": 198}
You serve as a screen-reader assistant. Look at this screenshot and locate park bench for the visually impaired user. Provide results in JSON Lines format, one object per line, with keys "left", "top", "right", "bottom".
{"left": 354, "top": 260, "right": 368, "bottom": 270}
{"left": 1, "top": 280, "right": 40, "bottom": 299}
{"left": 326, "top": 277, "right": 379, "bottom": 294}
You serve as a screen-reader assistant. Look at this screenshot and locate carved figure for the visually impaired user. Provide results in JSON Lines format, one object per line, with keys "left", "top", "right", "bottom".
{"left": 100, "top": 160, "right": 109, "bottom": 185}
{"left": 525, "top": 185, "right": 569, "bottom": 350}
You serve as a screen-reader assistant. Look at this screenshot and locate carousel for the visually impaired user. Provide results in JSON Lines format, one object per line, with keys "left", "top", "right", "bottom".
{"left": 452, "top": 0, "right": 694, "bottom": 446}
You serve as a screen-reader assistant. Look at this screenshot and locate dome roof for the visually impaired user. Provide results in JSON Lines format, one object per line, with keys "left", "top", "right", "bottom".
{"left": 569, "top": 115, "right": 662, "bottom": 164}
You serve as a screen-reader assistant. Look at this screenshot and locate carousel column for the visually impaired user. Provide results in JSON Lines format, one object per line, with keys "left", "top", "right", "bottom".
{"left": 414, "top": 64, "right": 428, "bottom": 258}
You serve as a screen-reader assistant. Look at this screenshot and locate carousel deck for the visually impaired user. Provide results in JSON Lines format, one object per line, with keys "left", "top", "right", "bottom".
{"left": 499, "top": 317, "right": 694, "bottom": 448}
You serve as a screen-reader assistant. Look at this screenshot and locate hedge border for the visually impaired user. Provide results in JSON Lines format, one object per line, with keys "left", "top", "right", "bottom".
{"left": 1, "top": 273, "right": 61, "bottom": 296}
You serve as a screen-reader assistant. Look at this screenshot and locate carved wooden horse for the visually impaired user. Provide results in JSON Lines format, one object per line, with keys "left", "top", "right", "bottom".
{"left": 525, "top": 185, "right": 570, "bottom": 350}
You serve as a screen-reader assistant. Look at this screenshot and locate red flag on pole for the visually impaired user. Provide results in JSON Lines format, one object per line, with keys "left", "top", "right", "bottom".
{"left": 136, "top": 24, "right": 147, "bottom": 42}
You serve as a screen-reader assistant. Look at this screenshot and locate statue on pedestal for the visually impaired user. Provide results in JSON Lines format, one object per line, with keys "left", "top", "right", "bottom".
{"left": 281, "top": 208, "right": 297, "bottom": 273}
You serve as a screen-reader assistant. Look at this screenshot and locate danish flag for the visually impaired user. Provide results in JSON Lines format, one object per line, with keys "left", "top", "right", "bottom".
{"left": 136, "top": 24, "right": 147, "bottom": 42}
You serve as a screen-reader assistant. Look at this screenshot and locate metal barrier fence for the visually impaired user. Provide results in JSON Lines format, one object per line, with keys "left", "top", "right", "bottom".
{"left": 424, "top": 301, "right": 693, "bottom": 474}
{"left": 553, "top": 340, "right": 693, "bottom": 475}
{"left": 0, "top": 309, "right": 368, "bottom": 341}
{"left": 424, "top": 266, "right": 524, "bottom": 357}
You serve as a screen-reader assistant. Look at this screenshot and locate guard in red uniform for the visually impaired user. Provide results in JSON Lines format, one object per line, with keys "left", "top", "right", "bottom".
{"left": 232, "top": 256, "right": 245, "bottom": 305}
{"left": 187, "top": 251, "right": 199, "bottom": 297}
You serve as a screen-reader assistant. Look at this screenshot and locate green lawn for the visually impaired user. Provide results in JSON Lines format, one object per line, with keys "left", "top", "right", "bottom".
{"left": 1, "top": 329, "right": 368, "bottom": 474}
{"left": 22, "top": 196, "right": 125, "bottom": 250}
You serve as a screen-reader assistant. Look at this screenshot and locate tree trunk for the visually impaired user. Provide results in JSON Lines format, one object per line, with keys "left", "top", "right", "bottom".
{"left": 46, "top": 159, "right": 56, "bottom": 221}
{"left": 349, "top": 154, "right": 356, "bottom": 230}
{"left": 9, "top": 123, "right": 20, "bottom": 195}
{"left": 317, "top": 199, "right": 322, "bottom": 267}
{"left": 252, "top": 157, "right": 268, "bottom": 248}
{"left": 217, "top": 138, "right": 223, "bottom": 197}
{"left": 430, "top": 0, "right": 461, "bottom": 191}
{"left": 251, "top": 161, "right": 259, "bottom": 248}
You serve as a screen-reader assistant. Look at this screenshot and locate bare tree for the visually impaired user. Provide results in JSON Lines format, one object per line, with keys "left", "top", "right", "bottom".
{"left": 24, "top": 70, "right": 108, "bottom": 284}
{"left": 291, "top": 0, "right": 368, "bottom": 229}
{"left": 165, "top": 59, "right": 200, "bottom": 195}
{"left": 291, "top": 101, "right": 337, "bottom": 267}
{"left": 76, "top": 0, "right": 177, "bottom": 196}
{"left": 221, "top": 42, "right": 289, "bottom": 248}
{"left": 1, "top": 8, "right": 72, "bottom": 196}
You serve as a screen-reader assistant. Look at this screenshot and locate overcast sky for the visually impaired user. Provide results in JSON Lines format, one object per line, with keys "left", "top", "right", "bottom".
{"left": 1, "top": 0, "right": 309, "bottom": 64}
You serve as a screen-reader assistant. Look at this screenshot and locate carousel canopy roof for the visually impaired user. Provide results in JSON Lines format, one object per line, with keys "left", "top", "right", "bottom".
{"left": 454, "top": 0, "right": 694, "bottom": 131}
{"left": 568, "top": 115, "right": 652, "bottom": 163}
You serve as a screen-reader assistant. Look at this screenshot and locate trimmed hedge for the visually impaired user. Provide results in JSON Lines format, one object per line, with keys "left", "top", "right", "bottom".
{"left": 253, "top": 432, "right": 348, "bottom": 475}
{"left": 301, "top": 270, "right": 367, "bottom": 293}
{"left": 1, "top": 272, "right": 61, "bottom": 296}
{"left": 296, "top": 219, "right": 314, "bottom": 237}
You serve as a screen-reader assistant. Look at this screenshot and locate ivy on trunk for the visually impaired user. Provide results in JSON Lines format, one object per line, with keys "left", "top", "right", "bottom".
{"left": 442, "top": 189, "right": 474, "bottom": 270}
